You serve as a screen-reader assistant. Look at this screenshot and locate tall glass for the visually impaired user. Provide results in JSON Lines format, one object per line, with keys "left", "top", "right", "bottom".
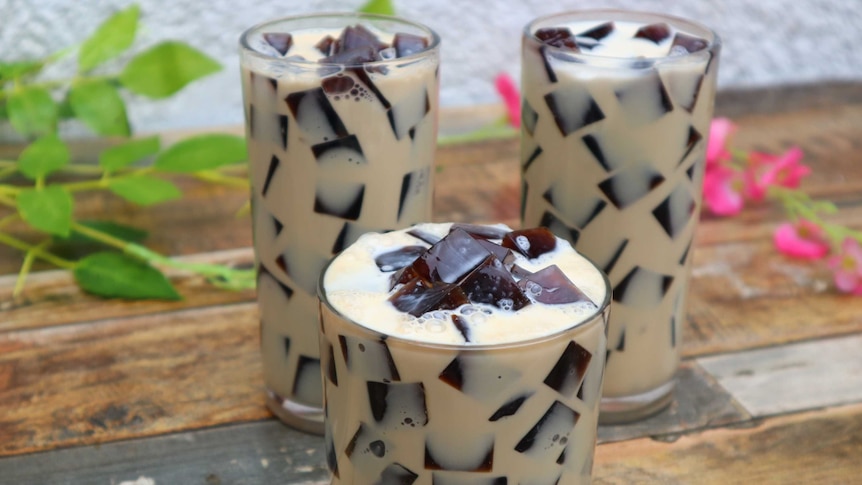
{"left": 520, "top": 10, "right": 720, "bottom": 423}
{"left": 319, "top": 257, "right": 610, "bottom": 484}
{"left": 239, "top": 13, "right": 440, "bottom": 433}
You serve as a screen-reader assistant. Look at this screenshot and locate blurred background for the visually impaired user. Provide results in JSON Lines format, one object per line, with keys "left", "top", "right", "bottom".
{"left": 1, "top": 0, "right": 860, "bottom": 134}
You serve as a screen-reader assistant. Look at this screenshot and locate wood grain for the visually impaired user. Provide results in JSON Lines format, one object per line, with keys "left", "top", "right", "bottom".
{"left": 0, "top": 303, "right": 267, "bottom": 457}
{"left": 698, "top": 333, "right": 862, "bottom": 417}
{"left": 684, "top": 238, "right": 862, "bottom": 357}
{"left": 0, "top": 420, "right": 328, "bottom": 485}
{"left": 593, "top": 403, "right": 862, "bottom": 484}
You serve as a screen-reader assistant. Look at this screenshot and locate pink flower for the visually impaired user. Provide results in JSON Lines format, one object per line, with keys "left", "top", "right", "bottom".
{"left": 743, "top": 147, "right": 809, "bottom": 201}
{"left": 773, "top": 219, "right": 830, "bottom": 260}
{"left": 706, "top": 118, "right": 736, "bottom": 167}
{"left": 827, "top": 238, "right": 862, "bottom": 295}
{"left": 494, "top": 73, "right": 521, "bottom": 129}
{"left": 702, "top": 164, "right": 744, "bottom": 216}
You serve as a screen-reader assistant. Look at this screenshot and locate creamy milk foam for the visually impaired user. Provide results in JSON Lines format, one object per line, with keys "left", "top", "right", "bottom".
{"left": 240, "top": 15, "right": 439, "bottom": 432}
{"left": 520, "top": 11, "right": 719, "bottom": 421}
{"left": 319, "top": 223, "right": 610, "bottom": 484}
{"left": 323, "top": 223, "right": 607, "bottom": 345}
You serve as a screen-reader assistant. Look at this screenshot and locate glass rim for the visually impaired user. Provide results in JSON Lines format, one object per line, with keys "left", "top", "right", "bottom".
{"left": 524, "top": 8, "right": 721, "bottom": 63}
{"left": 239, "top": 11, "right": 441, "bottom": 69}
{"left": 317, "top": 237, "right": 612, "bottom": 352}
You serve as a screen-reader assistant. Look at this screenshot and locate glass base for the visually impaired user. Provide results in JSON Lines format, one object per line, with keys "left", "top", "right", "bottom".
{"left": 599, "top": 379, "right": 675, "bottom": 425}
{"left": 265, "top": 389, "right": 324, "bottom": 435}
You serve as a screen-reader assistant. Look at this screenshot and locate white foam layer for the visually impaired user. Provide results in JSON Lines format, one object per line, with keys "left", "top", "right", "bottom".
{"left": 323, "top": 223, "right": 607, "bottom": 345}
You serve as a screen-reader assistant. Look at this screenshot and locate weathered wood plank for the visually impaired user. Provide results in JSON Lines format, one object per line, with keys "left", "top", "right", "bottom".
{"left": 593, "top": 403, "right": 862, "bottom": 484}
{"left": 714, "top": 81, "right": 862, "bottom": 118}
{"left": 697, "top": 333, "right": 862, "bottom": 417}
{"left": 0, "top": 303, "right": 268, "bottom": 457}
{"left": 0, "top": 363, "right": 742, "bottom": 482}
{"left": 0, "top": 420, "right": 328, "bottom": 485}
{"left": 0, "top": 289, "right": 744, "bottom": 458}
{"left": 0, "top": 248, "right": 255, "bottom": 334}
{"left": 683, "top": 239, "right": 862, "bottom": 357}
{"left": 1, "top": 378, "right": 856, "bottom": 484}
{"left": 598, "top": 362, "right": 748, "bottom": 444}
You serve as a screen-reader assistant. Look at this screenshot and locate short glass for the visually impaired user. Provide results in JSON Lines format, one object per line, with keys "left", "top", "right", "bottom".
{"left": 318, "top": 250, "right": 611, "bottom": 484}
{"left": 519, "top": 10, "right": 720, "bottom": 423}
{"left": 239, "top": 13, "right": 440, "bottom": 434}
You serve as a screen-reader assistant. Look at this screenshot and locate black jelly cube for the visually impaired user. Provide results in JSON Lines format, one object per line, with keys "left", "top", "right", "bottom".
{"left": 375, "top": 246, "right": 426, "bottom": 272}
{"left": 539, "top": 211, "right": 580, "bottom": 247}
{"left": 543, "top": 340, "right": 593, "bottom": 397}
{"left": 598, "top": 165, "right": 665, "bottom": 209}
{"left": 634, "top": 23, "right": 671, "bottom": 44}
{"left": 263, "top": 32, "right": 293, "bottom": 55}
{"left": 459, "top": 258, "right": 531, "bottom": 311}
{"left": 314, "top": 182, "right": 365, "bottom": 221}
{"left": 488, "top": 393, "right": 531, "bottom": 422}
{"left": 450, "top": 223, "right": 508, "bottom": 240}
{"left": 285, "top": 87, "right": 348, "bottom": 143}
{"left": 613, "top": 266, "right": 674, "bottom": 306}
{"left": 534, "top": 27, "right": 579, "bottom": 51}
{"left": 367, "top": 381, "right": 427, "bottom": 428}
{"left": 501, "top": 227, "right": 557, "bottom": 259}
{"left": 388, "top": 279, "right": 469, "bottom": 317}
{"left": 518, "top": 265, "right": 591, "bottom": 305}
{"left": 393, "top": 32, "right": 429, "bottom": 57}
{"left": 578, "top": 21, "right": 614, "bottom": 41}
{"left": 544, "top": 87, "right": 605, "bottom": 136}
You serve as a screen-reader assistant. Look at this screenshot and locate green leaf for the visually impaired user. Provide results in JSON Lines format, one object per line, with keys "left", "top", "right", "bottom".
{"left": 17, "top": 185, "right": 74, "bottom": 237}
{"left": 99, "top": 136, "right": 160, "bottom": 172}
{"left": 7, "top": 86, "right": 58, "bottom": 136}
{"left": 56, "top": 97, "right": 76, "bottom": 119}
{"left": 108, "top": 175, "right": 182, "bottom": 206}
{"left": 0, "top": 60, "right": 44, "bottom": 81}
{"left": 78, "top": 5, "right": 140, "bottom": 72}
{"left": 74, "top": 251, "right": 181, "bottom": 300}
{"left": 119, "top": 41, "right": 220, "bottom": 99}
{"left": 17, "top": 135, "right": 70, "bottom": 179}
{"left": 57, "top": 220, "right": 149, "bottom": 244}
{"left": 154, "top": 134, "right": 246, "bottom": 172}
{"left": 69, "top": 79, "right": 131, "bottom": 136}
{"left": 359, "top": 0, "right": 396, "bottom": 15}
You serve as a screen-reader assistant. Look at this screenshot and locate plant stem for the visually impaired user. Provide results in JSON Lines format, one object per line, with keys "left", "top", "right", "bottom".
{"left": 71, "top": 221, "right": 128, "bottom": 251}
{"left": 14, "top": 240, "right": 47, "bottom": 297}
{"left": 0, "top": 193, "right": 17, "bottom": 207}
{"left": 0, "top": 231, "right": 75, "bottom": 269}
{"left": 70, "top": 222, "right": 254, "bottom": 289}
{"left": 193, "top": 170, "right": 249, "bottom": 189}
{"left": 62, "top": 178, "right": 109, "bottom": 192}
{"left": 0, "top": 166, "right": 17, "bottom": 180}
{"left": 438, "top": 119, "right": 518, "bottom": 147}
{"left": 0, "top": 213, "right": 19, "bottom": 229}
{"left": 0, "top": 160, "right": 108, "bottom": 176}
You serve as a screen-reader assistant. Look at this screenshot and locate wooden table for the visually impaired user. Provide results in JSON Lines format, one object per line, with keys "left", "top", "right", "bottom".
{"left": 2, "top": 83, "right": 862, "bottom": 484}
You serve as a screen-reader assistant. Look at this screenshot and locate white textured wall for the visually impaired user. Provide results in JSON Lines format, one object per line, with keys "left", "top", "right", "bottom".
{"left": 1, "top": 0, "right": 861, "bottom": 133}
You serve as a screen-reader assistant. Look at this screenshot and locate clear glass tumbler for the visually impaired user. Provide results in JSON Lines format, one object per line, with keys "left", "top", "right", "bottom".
{"left": 520, "top": 9, "right": 720, "bottom": 423}
{"left": 318, "top": 240, "right": 611, "bottom": 484}
{"left": 239, "top": 12, "right": 440, "bottom": 433}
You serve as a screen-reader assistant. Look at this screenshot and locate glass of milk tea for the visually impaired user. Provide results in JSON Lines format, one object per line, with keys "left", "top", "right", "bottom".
{"left": 519, "top": 9, "right": 720, "bottom": 423}
{"left": 319, "top": 223, "right": 611, "bottom": 484}
{"left": 239, "top": 13, "right": 440, "bottom": 434}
